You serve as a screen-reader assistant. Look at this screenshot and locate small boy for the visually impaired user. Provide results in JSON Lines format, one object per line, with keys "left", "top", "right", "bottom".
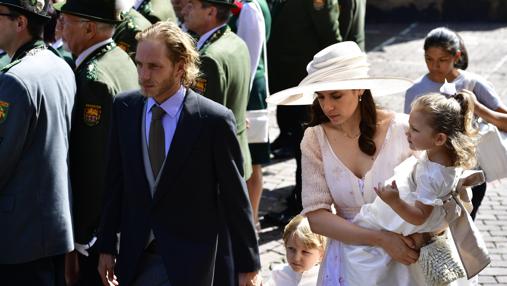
{"left": 266, "top": 215, "right": 326, "bottom": 286}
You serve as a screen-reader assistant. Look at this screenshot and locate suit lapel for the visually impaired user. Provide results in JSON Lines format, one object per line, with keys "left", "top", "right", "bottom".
{"left": 153, "top": 90, "right": 203, "bottom": 203}
{"left": 122, "top": 93, "right": 152, "bottom": 196}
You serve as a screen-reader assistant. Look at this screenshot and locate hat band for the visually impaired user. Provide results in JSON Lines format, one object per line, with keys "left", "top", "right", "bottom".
{"left": 300, "top": 66, "right": 369, "bottom": 86}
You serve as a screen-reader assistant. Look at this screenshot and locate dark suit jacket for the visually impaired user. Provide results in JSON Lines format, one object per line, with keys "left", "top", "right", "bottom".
{"left": 97, "top": 89, "right": 260, "bottom": 286}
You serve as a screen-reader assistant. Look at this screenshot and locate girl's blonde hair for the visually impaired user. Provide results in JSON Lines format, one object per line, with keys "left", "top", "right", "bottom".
{"left": 411, "top": 91, "right": 478, "bottom": 169}
{"left": 283, "top": 215, "right": 326, "bottom": 251}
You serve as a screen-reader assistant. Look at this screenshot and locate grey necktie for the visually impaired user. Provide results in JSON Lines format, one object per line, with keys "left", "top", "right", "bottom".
{"left": 149, "top": 105, "right": 166, "bottom": 177}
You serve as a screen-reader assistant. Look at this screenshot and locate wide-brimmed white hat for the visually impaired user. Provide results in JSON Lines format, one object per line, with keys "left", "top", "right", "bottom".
{"left": 266, "top": 41, "right": 413, "bottom": 105}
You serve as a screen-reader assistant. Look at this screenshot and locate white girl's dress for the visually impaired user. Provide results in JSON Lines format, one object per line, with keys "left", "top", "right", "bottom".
{"left": 300, "top": 114, "right": 476, "bottom": 286}
{"left": 344, "top": 152, "right": 461, "bottom": 285}
{"left": 265, "top": 264, "right": 320, "bottom": 286}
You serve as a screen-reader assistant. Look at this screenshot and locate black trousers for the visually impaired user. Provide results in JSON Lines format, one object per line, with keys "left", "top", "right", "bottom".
{"left": 282, "top": 106, "right": 310, "bottom": 213}
{"left": 274, "top": 105, "right": 311, "bottom": 149}
{"left": 470, "top": 181, "right": 487, "bottom": 220}
{"left": 0, "top": 254, "right": 65, "bottom": 286}
{"left": 73, "top": 245, "right": 103, "bottom": 286}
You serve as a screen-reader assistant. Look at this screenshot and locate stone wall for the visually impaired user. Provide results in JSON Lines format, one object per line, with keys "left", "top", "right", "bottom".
{"left": 366, "top": 0, "right": 507, "bottom": 21}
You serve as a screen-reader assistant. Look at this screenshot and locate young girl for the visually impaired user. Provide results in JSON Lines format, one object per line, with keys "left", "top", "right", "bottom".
{"left": 344, "top": 91, "right": 479, "bottom": 285}
{"left": 266, "top": 215, "right": 326, "bottom": 286}
{"left": 404, "top": 26, "right": 507, "bottom": 219}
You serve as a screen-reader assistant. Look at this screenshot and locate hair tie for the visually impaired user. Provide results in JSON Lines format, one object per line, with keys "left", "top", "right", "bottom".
{"left": 439, "top": 79, "right": 457, "bottom": 97}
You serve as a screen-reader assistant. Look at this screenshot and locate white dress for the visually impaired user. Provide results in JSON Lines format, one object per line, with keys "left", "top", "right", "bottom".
{"left": 265, "top": 264, "right": 320, "bottom": 286}
{"left": 300, "top": 114, "right": 476, "bottom": 286}
{"left": 344, "top": 153, "right": 461, "bottom": 285}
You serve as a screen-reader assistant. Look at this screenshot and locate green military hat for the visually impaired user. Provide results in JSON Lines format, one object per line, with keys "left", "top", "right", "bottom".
{"left": 59, "top": 0, "right": 121, "bottom": 23}
{"left": 202, "top": 0, "right": 235, "bottom": 7}
{"left": 0, "top": 0, "right": 51, "bottom": 20}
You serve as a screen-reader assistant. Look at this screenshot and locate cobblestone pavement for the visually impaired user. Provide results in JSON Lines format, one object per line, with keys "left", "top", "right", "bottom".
{"left": 258, "top": 22, "right": 507, "bottom": 285}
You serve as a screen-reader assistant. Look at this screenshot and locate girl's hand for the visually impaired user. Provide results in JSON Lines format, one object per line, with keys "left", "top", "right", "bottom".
{"left": 374, "top": 180, "right": 401, "bottom": 206}
{"left": 378, "top": 231, "right": 419, "bottom": 265}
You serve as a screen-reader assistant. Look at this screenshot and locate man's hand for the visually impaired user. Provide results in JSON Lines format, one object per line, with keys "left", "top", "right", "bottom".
{"left": 98, "top": 253, "right": 118, "bottom": 286}
{"left": 238, "top": 271, "right": 261, "bottom": 286}
{"left": 374, "top": 180, "right": 401, "bottom": 206}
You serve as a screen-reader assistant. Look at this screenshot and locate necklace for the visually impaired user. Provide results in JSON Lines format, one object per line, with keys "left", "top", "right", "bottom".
{"left": 335, "top": 125, "right": 361, "bottom": 140}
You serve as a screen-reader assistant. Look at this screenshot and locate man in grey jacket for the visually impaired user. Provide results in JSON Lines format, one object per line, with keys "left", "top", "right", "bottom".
{"left": 0, "top": 0, "right": 76, "bottom": 285}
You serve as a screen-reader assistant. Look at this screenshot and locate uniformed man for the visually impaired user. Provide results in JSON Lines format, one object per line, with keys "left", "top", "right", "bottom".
{"left": 184, "top": 0, "right": 258, "bottom": 284}
{"left": 134, "top": 0, "right": 177, "bottom": 23}
{"left": 338, "top": 0, "right": 366, "bottom": 51}
{"left": 114, "top": 0, "right": 151, "bottom": 59}
{"left": 58, "top": 0, "right": 139, "bottom": 284}
{"left": 0, "top": 0, "right": 76, "bottom": 284}
{"left": 266, "top": 0, "right": 342, "bottom": 222}
{"left": 0, "top": 50, "right": 9, "bottom": 69}
{"left": 228, "top": 0, "right": 272, "bottom": 231}
{"left": 185, "top": 0, "right": 252, "bottom": 181}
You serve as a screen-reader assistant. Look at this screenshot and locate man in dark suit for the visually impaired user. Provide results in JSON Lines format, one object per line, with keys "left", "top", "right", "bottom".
{"left": 97, "top": 21, "right": 260, "bottom": 286}
{"left": 0, "top": 0, "right": 76, "bottom": 284}
{"left": 59, "top": 0, "right": 139, "bottom": 284}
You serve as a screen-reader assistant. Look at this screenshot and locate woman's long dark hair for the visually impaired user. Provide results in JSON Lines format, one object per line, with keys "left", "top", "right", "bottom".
{"left": 424, "top": 27, "right": 469, "bottom": 70}
{"left": 309, "top": 90, "right": 378, "bottom": 156}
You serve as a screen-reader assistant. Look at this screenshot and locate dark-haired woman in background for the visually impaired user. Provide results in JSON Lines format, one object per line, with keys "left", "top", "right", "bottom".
{"left": 404, "top": 26, "right": 507, "bottom": 219}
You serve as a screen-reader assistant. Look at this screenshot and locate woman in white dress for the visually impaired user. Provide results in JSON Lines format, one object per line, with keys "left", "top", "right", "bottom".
{"left": 266, "top": 41, "right": 472, "bottom": 286}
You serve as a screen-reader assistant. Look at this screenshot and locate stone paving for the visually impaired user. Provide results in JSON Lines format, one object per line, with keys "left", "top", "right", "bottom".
{"left": 258, "top": 22, "right": 507, "bottom": 285}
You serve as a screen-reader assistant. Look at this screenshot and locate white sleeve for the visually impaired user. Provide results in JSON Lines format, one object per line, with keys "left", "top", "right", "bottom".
{"left": 236, "top": 1, "right": 265, "bottom": 84}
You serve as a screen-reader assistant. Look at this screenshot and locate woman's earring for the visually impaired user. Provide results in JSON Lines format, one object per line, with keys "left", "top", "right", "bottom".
{"left": 359, "top": 96, "right": 362, "bottom": 102}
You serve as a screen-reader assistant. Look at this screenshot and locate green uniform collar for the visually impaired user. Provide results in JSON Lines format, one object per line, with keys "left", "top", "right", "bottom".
{"left": 1, "top": 39, "right": 47, "bottom": 73}
{"left": 11, "top": 39, "right": 47, "bottom": 62}
{"left": 75, "top": 41, "right": 116, "bottom": 75}
{"left": 199, "top": 25, "right": 229, "bottom": 52}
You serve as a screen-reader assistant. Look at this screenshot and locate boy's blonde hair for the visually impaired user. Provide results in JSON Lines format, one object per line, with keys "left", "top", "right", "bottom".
{"left": 283, "top": 215, "right": 326, "bottom": 251}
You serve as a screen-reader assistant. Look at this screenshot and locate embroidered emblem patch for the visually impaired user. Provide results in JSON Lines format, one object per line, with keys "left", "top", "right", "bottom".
{"left": 194, "top": 78, "right": 207, "bottom": 95}
{"left": 0, "top": 101, "right": 9, "bottom": 124}
{"left": 312, "top": 0, "right": 325, "bottom": 10}
{"left": 117, "top": 42, "right": 130, "bottom": 53}
{"left": 83, "top": 104, "right": 102, "bottom": 126}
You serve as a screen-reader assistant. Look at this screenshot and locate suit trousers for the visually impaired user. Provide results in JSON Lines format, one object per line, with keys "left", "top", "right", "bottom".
{"left": 0, "top": 254, "right": 65, "bottom": 286}
{"left": 74, "top": 245, "right": 103, "bottom": 286}
{"left": 132, "top": 251, "right": 171, "bottom": 286}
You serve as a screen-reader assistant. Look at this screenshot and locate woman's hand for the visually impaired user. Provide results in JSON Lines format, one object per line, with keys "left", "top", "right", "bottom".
{"left": 377, "top": 230, "right": 419, "bottom": 265}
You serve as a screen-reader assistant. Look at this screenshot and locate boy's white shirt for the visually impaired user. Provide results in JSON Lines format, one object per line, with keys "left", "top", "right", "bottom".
{"left": 265, "top": 264, "right": 320, "bottom": 286}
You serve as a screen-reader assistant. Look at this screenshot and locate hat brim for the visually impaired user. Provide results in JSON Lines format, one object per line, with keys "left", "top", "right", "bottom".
{"left": 202, "top": 0, "right": 235, "bottom": 7}
{"left": 60, "top": 3, "right": 121, "bottom": 23}
{"left": 0, "top": 3, "right": 51, "bottom": 20}
{"left": 266, "top": 77, "right": 414, "bottom": 106}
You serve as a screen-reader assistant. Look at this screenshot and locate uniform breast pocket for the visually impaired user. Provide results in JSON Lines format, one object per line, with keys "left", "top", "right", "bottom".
{"left": 0, "top": 194, "right": 15, "bottom": 213}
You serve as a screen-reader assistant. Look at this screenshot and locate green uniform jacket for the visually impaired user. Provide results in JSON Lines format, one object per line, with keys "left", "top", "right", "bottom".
{"left": 195, "top": 26, "right": 252, "bottom": 179}
{"left": 0, "top": 51, "right": 9, "bottom": 70}
{"left": 338, "top": 0, "right": 366, "bottom": 51}
{"left": 0, "top": 41, "right": 76, "bottom": 264}
{"left": 113, "top": 8, "right": 152, "bottom": 59}
{"left": 69, "top": 42, "right": 139, "bottom": 244}
{"left": 267, "top": 0, "right": 341, "bottom": 93}
{"left": 136, "top": 0, "right": 177, "bottom": 23}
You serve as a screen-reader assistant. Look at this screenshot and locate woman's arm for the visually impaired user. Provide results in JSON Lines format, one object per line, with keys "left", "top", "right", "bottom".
{"left": 306, "top": 209, "right": 419, "bottom": 265}
{"left": 474, "top": 100, "right": 507, "bottom": 131}
{"left": 301, "top": 126, "right": 418, "bottom": 265}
